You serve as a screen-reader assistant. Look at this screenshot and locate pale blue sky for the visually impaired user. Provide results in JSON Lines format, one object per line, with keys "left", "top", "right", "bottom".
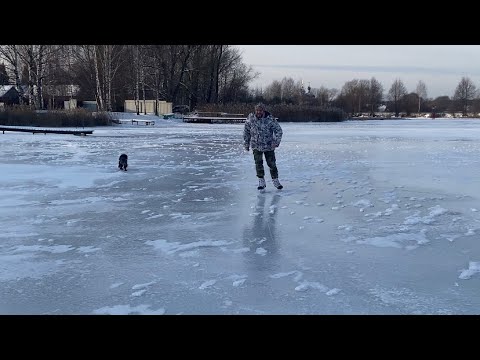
{"left": 237, "top": 45, "right": 480, "bottom": 99}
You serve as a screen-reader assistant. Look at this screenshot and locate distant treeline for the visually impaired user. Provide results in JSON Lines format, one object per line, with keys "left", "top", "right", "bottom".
{"left": 197, "top": 103, "right": 347, "bottom": 122}
{"left": 0, "top": 107, "right": 112, "bottom": 127}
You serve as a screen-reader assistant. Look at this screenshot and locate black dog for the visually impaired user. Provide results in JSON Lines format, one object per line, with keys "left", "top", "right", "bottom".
{"left": 118, "top": 153, "right": 128, "bottom": 171}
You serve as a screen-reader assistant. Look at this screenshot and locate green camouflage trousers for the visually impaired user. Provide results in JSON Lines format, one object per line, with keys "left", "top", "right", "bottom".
{"left": 253, "top": 149, "right": 279, "bottom": 179}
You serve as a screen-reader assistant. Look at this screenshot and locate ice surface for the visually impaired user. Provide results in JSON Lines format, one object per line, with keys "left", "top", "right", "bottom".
{"left": 1, "top": 118, "right": 479, "bottom": 314}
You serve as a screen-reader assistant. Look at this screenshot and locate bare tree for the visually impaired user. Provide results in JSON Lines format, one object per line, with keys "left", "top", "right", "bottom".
{"left": 124, "top": 45, "right": 146, "bottom": 114}
{"left": 69, "top": 45, "right": 128, "bottom": 112}
{"left": 0, "top": 64, "right": 8, "bottom": 85}
{"left": 102, "top": 45, "right": 127, "bottom": 112}
{"left": 204, "top": 45, "right": 224, "bottom": 103}
{"left": 140, "top": 48, "right": 147, "bottom": 115}
{"left": 388, "top": 79, "right": 407, "bottom": 116}
{"left": 264, "top": 80, "right": 282, "bottom": 103}
{"left": 133, "top": 45, "right": 141, "bottom": 114}
{"left": 92, "top": 45, "right": 105, "bottom": 111}
{"left": 216, "top": 46, "right": 254, "bottom": 104}
{"left": 280, "top": 77, "right": 297, "bottom": 104}
{"left": 186, "top": 45, "right": 208, "bottom": 110}
{"left": 131, "top": 45, "right": 149, "bottom": 114}
{"left": 368, "top": 77, "right": 383, "bottom": 116}
{"left": 453, "top": 76, "right": 477, "bottom": 116}
{"left": 340, "top": 79, "right": 360, "bottom": 116}
{"left": 89, "top": 45, "right": 127, "bottom": 112}
{"left": 163, "top": 45, "right": 196, "bottom": 104}
{"left": 218, "top": 61, "right": 256, "bottom": 103}
{"left": 293, "top": 79, "right": 307, "bottom": 104}
{"left": 404, "top": 93, "right": 418, "bottom": 116}
{"left": 14, "top": 45, "right": 60, "bottom": 109}
{"left": 357, "top": 79, "right": 370, "bottom": 113}
{"left": 143, "top": 45, "right": 168, "bottom": 115}
{"left": 15, "top": 45, "right": 37, "bottom": 107}
{"left": 416, "top": 80, "right": 427, "bottom": 113}
{"left": 312, "top": 86, "right": 337, "bottom": 107}
{"left": 70, "top": 45, "right": 98, "bottom": 105}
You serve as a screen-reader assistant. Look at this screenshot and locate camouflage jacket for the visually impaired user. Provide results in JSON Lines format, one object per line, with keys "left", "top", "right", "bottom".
{"left": 243, "top": 112, "right": 283, "bottom": 152}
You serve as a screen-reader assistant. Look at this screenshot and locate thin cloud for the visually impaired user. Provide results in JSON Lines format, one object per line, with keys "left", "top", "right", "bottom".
{"left": 252, "top": 64, "right": 475, "bottom": 76}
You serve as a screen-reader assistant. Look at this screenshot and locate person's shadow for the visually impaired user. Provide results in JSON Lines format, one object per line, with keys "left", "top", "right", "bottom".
{"left": 242, "top": 193, "right": 282, "bottom": 275}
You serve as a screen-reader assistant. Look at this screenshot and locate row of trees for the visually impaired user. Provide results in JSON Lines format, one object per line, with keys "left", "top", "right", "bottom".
{"left": 0, "top": 45, "right": 478, "bottom": 117}
{"left": 252, "top": 76, "right": 479, "bottom": 117}
{"left": 0, "top": 45, "right": 257, "bottom": 113}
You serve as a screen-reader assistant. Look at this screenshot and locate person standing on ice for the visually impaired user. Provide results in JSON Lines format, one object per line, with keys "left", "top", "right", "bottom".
{"left": 243, "top": 103, "right": 283, "bottom": 190}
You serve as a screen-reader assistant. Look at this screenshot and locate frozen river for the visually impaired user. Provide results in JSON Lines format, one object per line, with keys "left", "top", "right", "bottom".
{"left": 1, "top": 118, "right": 479, "bottom": 314}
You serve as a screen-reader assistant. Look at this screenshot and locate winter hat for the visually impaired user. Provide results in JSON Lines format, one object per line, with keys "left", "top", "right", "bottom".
{"left": 255, "top": 103, "right": 266, "bottom": 111}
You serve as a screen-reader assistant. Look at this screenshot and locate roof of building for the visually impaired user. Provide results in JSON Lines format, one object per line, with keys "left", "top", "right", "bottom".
{"left": 0, "top": 85, "right": 17, "bottom": 97}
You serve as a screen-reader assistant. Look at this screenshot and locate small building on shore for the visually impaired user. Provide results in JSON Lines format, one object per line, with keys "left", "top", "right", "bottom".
{"left": 124, "top": 100, "right": 172, "bottom": 115}
{"left": 0, "top": 85, "right": 21, "bottom": 106}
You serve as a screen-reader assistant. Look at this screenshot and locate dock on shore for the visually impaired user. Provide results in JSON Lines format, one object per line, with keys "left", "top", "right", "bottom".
{"left": 183, "top": 111, "right": 246, "bottom": 124}
{"left": 0, "top": 126, "right": 93, "bottom": 136}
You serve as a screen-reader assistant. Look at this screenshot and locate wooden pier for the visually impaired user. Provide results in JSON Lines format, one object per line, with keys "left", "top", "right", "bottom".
{"left": 0, "top": 126, "right": 94, "bottom": 136}
{"left": 183, "top": 111, "right": 246, "bottom": 124}
{"left": 117, "top": 119, "right": 155, "bottom": 125}
{"left": 183, "top": 116, "right": 246, "bottom": 124}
